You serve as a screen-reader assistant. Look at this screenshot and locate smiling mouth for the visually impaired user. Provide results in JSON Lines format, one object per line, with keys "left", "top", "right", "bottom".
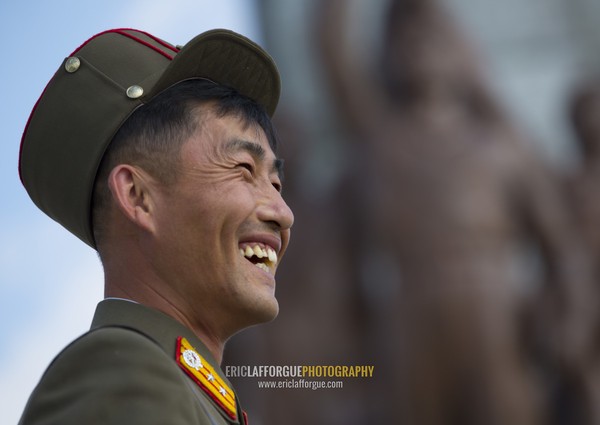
{"left": 239, "top": 243, "right": 278, "bottom": 274}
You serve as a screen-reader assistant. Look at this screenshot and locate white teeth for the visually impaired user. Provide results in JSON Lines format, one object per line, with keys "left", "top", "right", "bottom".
{"left": 267, "top": 248, "right": 277, "bottom": 263}
{"left": 240, "top": 244, "right": 278, "bottom": 268}
{"left": 255, "top": 262, "right": 270, "bottom": 273}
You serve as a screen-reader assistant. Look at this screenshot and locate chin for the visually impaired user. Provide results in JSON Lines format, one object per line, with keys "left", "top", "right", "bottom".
{"left": 241, "top": 295, "right": 280, "bottom": 328}
{"left": 228, "top": 300, "right": 278, "bottom": 340}
{"left": 253, "top": 296, "right": 280, "bottom": 323}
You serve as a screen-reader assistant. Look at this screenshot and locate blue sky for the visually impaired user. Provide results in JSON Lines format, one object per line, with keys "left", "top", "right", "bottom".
{"left": 0, "top": 1, "right": 259, "bottom": 422}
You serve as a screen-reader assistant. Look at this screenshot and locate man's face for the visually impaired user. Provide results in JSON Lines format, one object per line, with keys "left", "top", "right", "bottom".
{"left": 150, "top": 108, "right": 294, "bottom": 337}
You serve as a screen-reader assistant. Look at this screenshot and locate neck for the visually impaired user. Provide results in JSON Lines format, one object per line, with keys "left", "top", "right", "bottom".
{"left": 102, "top": 243, "right": 229, "bottom": 363}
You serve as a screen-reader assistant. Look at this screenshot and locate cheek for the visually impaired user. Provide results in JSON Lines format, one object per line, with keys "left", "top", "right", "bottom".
{"left": 176, "top": 193, "right": 252, "bottom": 251}
{"left": 162, "top": 179, "right": 258, "bottom": 243}
{"left": 154, "top": 193, "right": 213, "bottom": 254}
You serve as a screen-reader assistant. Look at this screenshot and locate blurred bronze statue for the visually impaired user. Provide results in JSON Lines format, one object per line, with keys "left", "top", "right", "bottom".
{"left": 568, "top": 79, "right": 600, "bottom": 424}
{"left": 317, "top": 0, "right": 596, "bottom": 424}
{"left": 570, "top": 80, "right": 600, "bottom": 273}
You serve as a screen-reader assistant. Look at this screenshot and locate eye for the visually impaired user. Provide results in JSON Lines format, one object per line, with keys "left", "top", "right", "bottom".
{"left": 272, "top": 180, "right": 282, "bottom": 193}
{"left": 237, "top": 162, "right": 254, "bottom": 175}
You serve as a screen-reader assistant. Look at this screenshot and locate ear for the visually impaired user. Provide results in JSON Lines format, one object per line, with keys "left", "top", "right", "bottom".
{"left": 107, "top": 164, "right": 157, "bottom": 234}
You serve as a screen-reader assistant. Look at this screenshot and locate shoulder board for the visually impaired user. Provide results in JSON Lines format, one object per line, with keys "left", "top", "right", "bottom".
{"left": 175, "top": 336, "right": 238, "bottom": 421}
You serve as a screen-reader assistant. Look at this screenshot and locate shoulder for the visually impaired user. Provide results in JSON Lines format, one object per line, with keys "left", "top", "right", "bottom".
{"left": 51, "top": 325, "right": 168, "bottom": 367}
{"left": 19, "top": 327, "right": 205, "bottom": 425}
{"left": 42, "top": 326, "right": 177, "bottom": 388}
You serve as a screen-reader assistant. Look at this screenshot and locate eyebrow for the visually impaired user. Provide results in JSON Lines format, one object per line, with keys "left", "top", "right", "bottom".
{"left": 225, "top": 139, "right": 285, "bottom": 181}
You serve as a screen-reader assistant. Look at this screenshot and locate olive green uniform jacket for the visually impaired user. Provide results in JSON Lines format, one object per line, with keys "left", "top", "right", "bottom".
{"left": 18, "top": 299, "right": 246, "bottom": 425}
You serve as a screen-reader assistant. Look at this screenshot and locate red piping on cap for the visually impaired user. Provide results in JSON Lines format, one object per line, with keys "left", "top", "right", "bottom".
{"left": 70, "top": 28, "right": 179, "bottom": 60}
{"left": 112, "top": 29, "right": 177, "bottom": 60}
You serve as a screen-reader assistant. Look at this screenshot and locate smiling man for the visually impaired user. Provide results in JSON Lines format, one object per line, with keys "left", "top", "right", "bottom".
{"left": 18, "top": 29, "right": 293, "bottom": 425}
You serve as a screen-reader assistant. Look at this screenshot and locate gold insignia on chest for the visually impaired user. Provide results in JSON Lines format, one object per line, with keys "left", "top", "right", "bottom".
{"left": 176, "top": 336, "right": 238, "bottom": 420}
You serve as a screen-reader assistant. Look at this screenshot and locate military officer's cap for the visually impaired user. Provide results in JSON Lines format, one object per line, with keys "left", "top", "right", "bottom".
{"left": 19, "top": 28, "right": 281, "bottom": 249}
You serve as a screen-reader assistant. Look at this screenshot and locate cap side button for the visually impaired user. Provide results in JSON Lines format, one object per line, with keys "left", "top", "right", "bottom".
{"left": 126, "top": 85, "right": 144, "bottom": 99}
{"left": 64, "top": 57, "right": 81, "bottom": 73}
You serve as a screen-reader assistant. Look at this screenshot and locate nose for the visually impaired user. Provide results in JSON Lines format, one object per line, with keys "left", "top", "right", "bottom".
{"left": 258, "top": 188, "right": 294, "bottom": 231}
